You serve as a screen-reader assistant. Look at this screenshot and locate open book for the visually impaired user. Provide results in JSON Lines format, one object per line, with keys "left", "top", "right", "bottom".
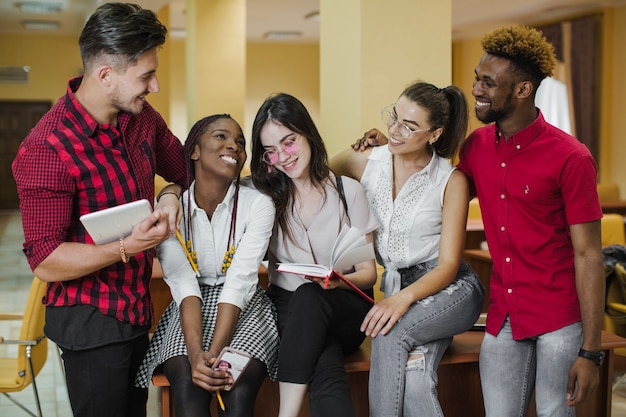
{"left": 277, "top": 226, "right": 376, "bottom": 303}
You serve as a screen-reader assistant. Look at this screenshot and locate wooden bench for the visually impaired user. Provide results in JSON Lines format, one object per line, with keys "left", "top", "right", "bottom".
{"left": 149, "top": 260, "right": 626, "bottom": 417}
{"left": 151, "top": 330, "right": 626, "bottom": 417}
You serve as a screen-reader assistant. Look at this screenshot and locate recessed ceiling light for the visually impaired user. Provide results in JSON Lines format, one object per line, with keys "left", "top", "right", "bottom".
{"left": 263, "top": 31, "right": 302, "bottom": 40}
{"left": 22, "top": 20, "right": 60, "bottom": 30}
{"left": 16, "top": 1, "right": 63, "bottom": 14}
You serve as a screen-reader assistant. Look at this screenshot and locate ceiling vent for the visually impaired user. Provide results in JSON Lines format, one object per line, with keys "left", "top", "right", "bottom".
{"left": 0, "top": 66, "right": 30, "bottom": 83}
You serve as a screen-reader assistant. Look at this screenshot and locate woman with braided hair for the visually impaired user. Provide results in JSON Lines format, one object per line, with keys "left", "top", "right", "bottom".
{"left": 136, "top": 114, "right": 279, "bottom": 417}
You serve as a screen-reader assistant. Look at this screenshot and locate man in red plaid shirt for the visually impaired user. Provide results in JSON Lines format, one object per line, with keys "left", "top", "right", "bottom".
{"left": 12, "top": 3, "right": 185, "bottom": 416}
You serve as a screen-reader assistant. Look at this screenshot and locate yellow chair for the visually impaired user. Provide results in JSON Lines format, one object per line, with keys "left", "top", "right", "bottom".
{"left": 597, "top": 182, "right": 621, "bottom": 203}
{"left": 468, "top": 197, "right": 482, "bottom": 220}
{"left": 602, "top": 213, "right": 626, "bottom": 247}
{"left": 0, "top": 277, "right": 48, "bottom": 417}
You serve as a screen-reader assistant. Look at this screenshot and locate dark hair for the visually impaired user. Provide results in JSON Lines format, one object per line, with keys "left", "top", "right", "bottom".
{"left": 481, "top": 25, "right": 556, "bottom": 88}
{"left": 79, "top": 2, "right": 167, "bottom": 72}
{"left": 183, "top": 114, "right": 238, "bottom": 187}
{"left": 250, "top": 93, "right": 330, "bottom": 243}
{"left": 400, "top": 81, "right": 468, "bottom": 159}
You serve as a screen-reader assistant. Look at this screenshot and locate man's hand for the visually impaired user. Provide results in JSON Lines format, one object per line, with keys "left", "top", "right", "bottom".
{"left": 351, "top": 128, "right": 388, "bottom": 152}
{"left": 566, "top": 357, "right": 600, "bottom": 406}
{"left": 124, "top": 209, "right": 170, "bottom": 257}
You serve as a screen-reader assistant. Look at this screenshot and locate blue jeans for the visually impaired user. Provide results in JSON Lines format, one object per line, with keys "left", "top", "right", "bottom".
{"left": 369, "top": 260, "right": 484, "bottom": 417}
{"left": 480, "top": 316, "right": 582, "bottom": 417}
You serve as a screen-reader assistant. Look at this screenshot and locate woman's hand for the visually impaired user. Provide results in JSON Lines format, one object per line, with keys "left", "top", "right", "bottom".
{"left": 188, "top": 351, "right": 234, "bottom": 392}
{"left": 360, "top": 291, "right": 413, "bottom": 337}
{"left": 306, "top": 275, "right": 341, "bottom": 289}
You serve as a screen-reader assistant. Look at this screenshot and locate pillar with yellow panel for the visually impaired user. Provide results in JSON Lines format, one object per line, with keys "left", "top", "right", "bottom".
{"left": 319, "top": 0, "right": 452, "bottom": 157}
{"left": 185, "top": 0, "right": 246, "bottom": 126}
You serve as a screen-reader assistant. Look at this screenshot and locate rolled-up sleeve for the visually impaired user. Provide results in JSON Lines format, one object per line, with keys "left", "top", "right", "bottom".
{"left": 158, "top": 233, "right": 202, "bottom": 306}
{"left": 219, "top": 192, "right": 275, "bottom": 309}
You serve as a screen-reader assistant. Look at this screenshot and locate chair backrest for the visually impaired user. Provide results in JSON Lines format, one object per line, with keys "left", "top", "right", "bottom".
{"left": 468, "top": 198, "right": 482, "bottom": 220}
{"left": 597, "top": 182, "right": 621, "bottom": 203}
{"left": 15, "top": 277, "right": 48, "bottom": 388}
{"left": 601, "top": 214, "right": 626, "bottom": 247}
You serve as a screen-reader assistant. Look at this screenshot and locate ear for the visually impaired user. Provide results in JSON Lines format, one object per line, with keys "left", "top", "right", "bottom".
{"left": 96, "top": 65, "right": 113, "bottom": 85}
{"left": 516, "top": 81, "right": 534, "bottom": 99}
{"left": 429, "top": 127, "right": 443, "bottom": 145}
{"left": 190, "top": 144, "right": 200, "bottom": 161}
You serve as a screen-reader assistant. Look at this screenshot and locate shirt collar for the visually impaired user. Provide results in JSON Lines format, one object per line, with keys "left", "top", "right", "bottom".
{"left": 494, "top": 110, "right": 546, "bottom": 150}
{"left": 66, "top": 76, "right": 132, "bottom": 136}
{"left": 66, "top": 76, "right": 99, "bottom": 137}
{"left": 373, "top": 145, "right": 439, "bottom": 185}
{"left": 188, "top": 180, "right": 238, "bottom": 217}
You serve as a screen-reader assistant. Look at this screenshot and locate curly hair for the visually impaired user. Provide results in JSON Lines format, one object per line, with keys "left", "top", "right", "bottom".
{"left": 481, "top": 25, "right": 556, "bottom": 86}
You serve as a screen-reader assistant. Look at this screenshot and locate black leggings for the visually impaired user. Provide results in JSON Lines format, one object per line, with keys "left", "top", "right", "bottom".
{"left": 163, "top": 354, "right": 267, "bottom": 417}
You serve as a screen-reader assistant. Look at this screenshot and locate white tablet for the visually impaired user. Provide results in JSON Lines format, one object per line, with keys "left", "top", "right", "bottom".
{"left": 79, "top": 199, "right": 152, "bottom": 244}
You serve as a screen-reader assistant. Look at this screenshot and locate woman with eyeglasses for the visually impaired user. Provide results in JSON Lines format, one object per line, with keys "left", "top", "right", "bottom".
{"left": 331, "top": 81, "right": 484, "bottom": 417}
{"left": 135, "top": 114, "right": 279, "bottom": 417}
{"left": 250, "top": 93, "right": 379, "bottom": 417}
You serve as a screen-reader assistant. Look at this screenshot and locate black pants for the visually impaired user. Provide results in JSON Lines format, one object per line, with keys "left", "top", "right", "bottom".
{"left": 60, "top": 334, "right": 149, "bottom": 417}
{"left": 267, "top": 283, "right": 371, "bottom": 417}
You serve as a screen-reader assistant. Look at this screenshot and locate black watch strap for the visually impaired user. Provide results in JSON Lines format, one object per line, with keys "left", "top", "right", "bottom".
{"left": 578, "top": 348, "right": 605, "bottom": 366}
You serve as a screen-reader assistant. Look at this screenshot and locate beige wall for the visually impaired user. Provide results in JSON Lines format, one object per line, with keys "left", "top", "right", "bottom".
{"left": 245, "top": 42, "right": 320, "bottom": 139}
{"left": 0, "top": 34, "right": 81, "bottom": 104}
{"left": 2, "top": 6, "right": 626, "bottom": 195}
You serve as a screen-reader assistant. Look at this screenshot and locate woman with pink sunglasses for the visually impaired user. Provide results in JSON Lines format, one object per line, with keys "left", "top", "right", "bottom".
{"left": 250, "top": 93, "right": 379, "bottom": 417}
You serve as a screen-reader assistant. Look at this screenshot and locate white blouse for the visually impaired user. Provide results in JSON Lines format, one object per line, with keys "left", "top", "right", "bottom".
{"left": 360, "top": 145, "right": 455, "bottom": 296}
{"left": 157, "top": 178, "right": 275, "bottom": 310}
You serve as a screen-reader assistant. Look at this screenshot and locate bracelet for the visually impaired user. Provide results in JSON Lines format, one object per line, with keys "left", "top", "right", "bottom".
{"left": 119, "top": 238, "right": 129, "bottom": 263}
{"left": 156, "top": 191, "right": 180, "bottom": 202}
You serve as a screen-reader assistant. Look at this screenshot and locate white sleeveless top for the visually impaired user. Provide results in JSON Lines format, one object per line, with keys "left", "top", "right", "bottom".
{"left": 360, "top": 145, "right": 455, "bottom": 296}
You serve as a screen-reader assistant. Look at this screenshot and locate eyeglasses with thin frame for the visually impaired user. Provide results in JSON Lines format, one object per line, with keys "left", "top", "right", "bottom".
{"left": 262, "top": 137, "right": 299, "bottom": 165}
{"left": 381, "top": 104, "right": 431, "bottom": 139}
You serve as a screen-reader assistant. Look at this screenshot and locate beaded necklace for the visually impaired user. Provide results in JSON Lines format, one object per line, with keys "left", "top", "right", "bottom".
{"left": 184, "top": 180, "right": 240, "bottom": 275}
{"left": 221, "top": 181, "right": 239, "bottom": 273}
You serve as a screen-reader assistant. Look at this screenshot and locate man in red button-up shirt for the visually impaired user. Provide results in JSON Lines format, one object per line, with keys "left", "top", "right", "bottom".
{"left": 457, "top": 25, "right": 604, "bottom": 417}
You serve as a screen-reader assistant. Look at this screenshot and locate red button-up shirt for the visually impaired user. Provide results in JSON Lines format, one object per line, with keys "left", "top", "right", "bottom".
{"left": 457, "top": 112, "right": 602, "bottom": 340}
{"left": 12, "top": 77, "right": 186, "bottom": 326}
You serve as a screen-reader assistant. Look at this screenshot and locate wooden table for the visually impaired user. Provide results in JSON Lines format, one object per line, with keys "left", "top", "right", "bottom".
{"left": 466, "top": 218, "right": 486, "bottom": 250}
{"left": 602, "top": 200, "right": 626, "bottom": 216}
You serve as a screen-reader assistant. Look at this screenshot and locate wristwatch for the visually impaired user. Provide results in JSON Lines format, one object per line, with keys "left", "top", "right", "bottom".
{"left": 578, "top": 348, "right": 605, "bottom": 366}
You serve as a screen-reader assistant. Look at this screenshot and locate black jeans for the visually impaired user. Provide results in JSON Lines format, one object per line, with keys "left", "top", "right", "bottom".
{"left": 60, "top": 334, "right": 149, "bottom": 417}
{"left": 267, "top": 283, "right": 371, "bottom": 417}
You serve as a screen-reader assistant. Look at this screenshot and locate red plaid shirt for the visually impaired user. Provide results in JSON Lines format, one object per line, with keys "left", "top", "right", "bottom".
{"left": 12, "top": 77, "right": 186, "bottom": 326}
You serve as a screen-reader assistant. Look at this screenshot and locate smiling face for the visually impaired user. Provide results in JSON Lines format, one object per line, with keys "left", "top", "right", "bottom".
{"left": 191, "top": 118, "right": 246, "bottom": 182}
{"left": 259, "top": 120, "right": 311, "bottom": 182}
{"left": 472, "top": 53, "right": 518, "bottom": 125}
{"left": 109, "top": 48, "right": 160, "bottom": 115}
{"left": 386, "top": 95, "right": 438, "bottom": 157}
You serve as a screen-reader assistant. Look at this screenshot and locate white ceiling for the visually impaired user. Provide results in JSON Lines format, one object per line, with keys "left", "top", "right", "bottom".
{"left": 1, "top": 0, "right": 626, "bottom": 42}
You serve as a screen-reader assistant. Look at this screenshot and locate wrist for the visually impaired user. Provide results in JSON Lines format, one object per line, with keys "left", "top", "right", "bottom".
{"left": 578, "top": 348, "right": 605, "bottom": 366}
{"left": 156, "top": 191, "right": 180, "bottom": 202}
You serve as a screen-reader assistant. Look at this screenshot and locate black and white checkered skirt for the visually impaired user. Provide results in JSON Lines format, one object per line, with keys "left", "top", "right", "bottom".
{"left": 135, "top": 284, "right": 279, "bottom": 388}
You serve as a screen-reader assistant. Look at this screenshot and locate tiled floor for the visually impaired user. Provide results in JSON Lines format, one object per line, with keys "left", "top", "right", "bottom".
{"left": 1, "top": 210, "right": 626, "bottom": 417}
